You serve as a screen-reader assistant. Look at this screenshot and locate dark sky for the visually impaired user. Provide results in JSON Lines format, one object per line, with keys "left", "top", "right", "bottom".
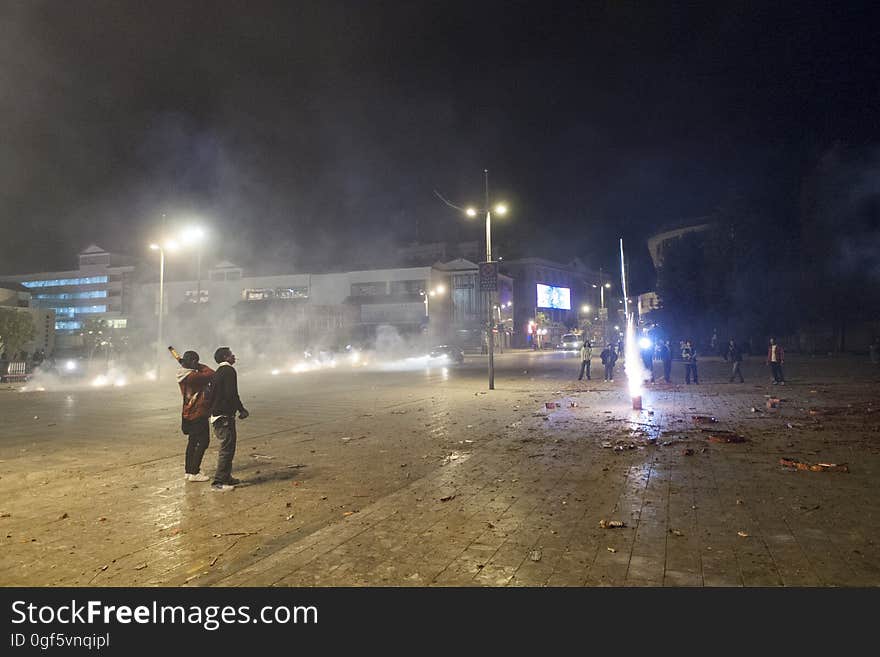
{"left": 2, "top": 1, "right": 879, "bottom": 290}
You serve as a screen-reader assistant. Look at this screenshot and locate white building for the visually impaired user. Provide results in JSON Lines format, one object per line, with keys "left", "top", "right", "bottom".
{"left": 5, "top": 245, "right": 135, "bottom": 334}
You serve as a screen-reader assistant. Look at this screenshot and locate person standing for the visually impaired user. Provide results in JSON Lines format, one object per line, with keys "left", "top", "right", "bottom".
{"left": 578, "top": 339, "right": 593, "bottom": 381}
{"left": 727, "top": 338, "right": 744, "bottom": 382}
{"left": 682, "top": 340, "right": 699, "bottom": 384}
{"left": 210, "top": 346, "right": 249, "bottom": 491}
{"left": 767, "top": 337, "right": 785, "bottom": 385}
{"left": 601, "top": 343, "right": 617, "bottom": 382}
{"left": 658, "top": 340, "right": 672, "bottom": 383}
{"left": 176, "top": 350, "right": 214, "bottom": 482}
{"left": 641, "top": 339, "right": 655, "bottom": 384}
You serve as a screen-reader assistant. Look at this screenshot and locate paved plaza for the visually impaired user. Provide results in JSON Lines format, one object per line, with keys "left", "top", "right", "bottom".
{"left": 1, "top": 351, "right": 879, "bottom": 586}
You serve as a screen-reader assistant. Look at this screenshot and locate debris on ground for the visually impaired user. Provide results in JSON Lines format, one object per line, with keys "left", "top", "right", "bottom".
{"left": 545, "top": 402, "right": 559, "bottom": 409}
{"left": 601, "top": 442, "right": 613, "bottom": 449}
{"left": 737, "top": 531, "right": 750, "bottom": 538}
{"left": 133, "top": 563, "right": 147, "bottom": 570}
{"left": 779, "top": 458, "right": 849, "bottom": 473}
{"left": 692, "top": 415, "right": 718, "bottom": 424}
{"left": 669, "top": 529, "right": 684, "bottom": 537}
{"left": 766, "top": 397, "right": 781, "bottom": 409}
{"left": 706, "top": 432, "right": 748, "bottom": 444}
{"left": 661, "top": 441, "right": 673, "bottom": 447}
{"left": 391, "top": 410, "right": 407, "bottom": 415}
{"left": 285, "top": 514, "right": 294, "bottom": 521}
{"left": 599, "top": 519, "right": 626, "bottom": 528}
{"left": 250, "top": 454, "right": 275, "bottom": 460}
{"left": 529, "top": 550, "right": 542, "bottom": 562}
{"left": 683, "top": 448, "right": 695, "bottom": 456}
{"left": 607, "top": 547, "right": 617, "bottom": 553}
{"left": 569, "top": 402, "right": 578, "bottom": 408}
{"left": 439, "top": 494, "right": 456, "bottom": 502}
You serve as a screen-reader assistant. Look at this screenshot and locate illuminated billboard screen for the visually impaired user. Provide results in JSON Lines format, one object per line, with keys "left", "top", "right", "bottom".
{"left": 536, "top": 284, "right": 571, "bottom": 310}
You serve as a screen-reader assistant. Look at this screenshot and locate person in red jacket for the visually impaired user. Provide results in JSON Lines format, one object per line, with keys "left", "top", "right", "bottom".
{"left": 766, "top": 337, "right": 785, "bottom": 385}
{"left": 176, "top": 350, "right": 215, "bottom": 481}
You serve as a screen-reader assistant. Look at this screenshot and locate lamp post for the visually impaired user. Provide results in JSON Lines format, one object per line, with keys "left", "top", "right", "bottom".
{"left": 149, "top": 241, "right": 176, "bottom": 378}
{"left": 465, "top": 170, "right": 507, "bottom": 390}
{"left": 149, "top": 224, "right": 206, "bottom": 378}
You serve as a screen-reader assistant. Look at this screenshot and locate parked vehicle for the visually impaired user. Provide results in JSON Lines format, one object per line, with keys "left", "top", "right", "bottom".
{"left": 556, "top": 333, "right": 580, "bottom": 351}
{"left": 429, "top": 345, "right": 465, "bottom": 364}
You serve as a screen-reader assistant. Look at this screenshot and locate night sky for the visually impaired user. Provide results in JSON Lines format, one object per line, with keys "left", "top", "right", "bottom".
{"left": 2, "top": 1, "right": 878, "bottom": 290}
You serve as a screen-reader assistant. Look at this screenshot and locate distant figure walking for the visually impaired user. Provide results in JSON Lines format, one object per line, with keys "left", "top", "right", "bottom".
{"left": 658, "top": 340, "right": 672, "bottom": 383}
{"left": 727, "top": 338, "right": 745, "bottom": 383}
{"left": 601, "top": 343, "right": 617, "bottom": 382}
{"left": 682, "top": 340, "right": 698, "bottom": 384}
{"left": 578, "top": 340, "right": 592, "bottom": 381}
{"left": 767, "top": 337, "right": 785, "bottom": 385}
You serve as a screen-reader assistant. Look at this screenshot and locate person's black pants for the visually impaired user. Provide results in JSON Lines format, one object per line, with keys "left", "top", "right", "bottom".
{"left": 578, "top": 359, "right": 591, "bottom": 380}
{"left": 770, "top": 362, "right": 784, "bottom": 383}
{"left": 730, "top": 361, "right": 744, "bottom": 383}
{"left": 685, "top": 363, "right": 698, "bottom": 384}
{"left": 184, "top": 419, "right": 210, "bottom": 475}
{"left": 212, "top": 417, "right": 238, "bottom": 485}
{"left": 663, "top": 360, "right": 672, "bottom": 382}
{"left": 604, "top": 364, "right": 614, "bottom": 380}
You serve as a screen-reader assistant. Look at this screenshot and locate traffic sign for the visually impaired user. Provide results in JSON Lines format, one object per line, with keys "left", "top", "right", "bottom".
{"left": 479, "top": 261, "right": 497, "bottom": 291}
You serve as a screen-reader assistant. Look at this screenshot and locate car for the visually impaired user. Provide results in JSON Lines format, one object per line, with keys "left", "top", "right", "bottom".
{"left": 429, "top": 345, "right": 465, "bottom": 364}
{"left": 557, "top": 334, "right": 581, "bottom": 351}
{"left": 50, "top": 350, "right": 90, "bottom": 378}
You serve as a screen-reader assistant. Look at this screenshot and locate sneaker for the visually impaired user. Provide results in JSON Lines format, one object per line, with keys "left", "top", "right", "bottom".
{"left": 780, "top": 381, "right": 785, "bottom": 385}
{"left": 188, "top": 473, "right": 210, "bottom": 482}
{"left": 772, "top": 381, "right": 778, "bottom": 385}
{"left": 227, "top": 477, "right": 241, "bottom": 485}
{"left": 211, "top": 483, "right": 235, "bottom": 492}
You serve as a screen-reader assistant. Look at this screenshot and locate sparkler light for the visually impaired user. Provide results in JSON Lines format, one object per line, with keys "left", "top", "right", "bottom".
{"left": 620, "top": 239, "right": 647, "bottom": 409}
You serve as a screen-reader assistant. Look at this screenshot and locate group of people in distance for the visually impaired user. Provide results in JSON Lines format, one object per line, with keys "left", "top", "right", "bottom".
{"left": 576, "top": 336, "right": 786, "bottom": 385}
{"left": 175, "top": 346, "right": 249, "bottom": 491}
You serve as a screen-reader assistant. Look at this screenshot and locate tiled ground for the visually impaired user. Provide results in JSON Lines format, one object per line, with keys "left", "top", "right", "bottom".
{"left": 1, "top": 353, "right": 878, "bottom": 586}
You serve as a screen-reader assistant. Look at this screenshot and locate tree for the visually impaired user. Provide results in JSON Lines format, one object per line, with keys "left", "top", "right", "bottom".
{"left": 0, "top": 309, "right": 36, "bottom": 359}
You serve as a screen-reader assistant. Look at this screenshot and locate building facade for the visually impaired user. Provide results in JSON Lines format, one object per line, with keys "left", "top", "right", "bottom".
{"left": 5, "top": 245, "right": 135, "bottom": 335}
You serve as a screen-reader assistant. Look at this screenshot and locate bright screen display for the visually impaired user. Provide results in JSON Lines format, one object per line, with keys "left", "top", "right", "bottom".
{"left": 536, "top": 284, "right": 571, "bottom": 310}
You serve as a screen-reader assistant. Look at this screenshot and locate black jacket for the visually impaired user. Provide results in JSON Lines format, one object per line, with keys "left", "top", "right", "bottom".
{"left": 210, "top": 364, "right": 246, "bottom": 418}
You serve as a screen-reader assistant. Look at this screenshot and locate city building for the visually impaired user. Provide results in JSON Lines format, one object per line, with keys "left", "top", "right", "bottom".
{"left": 500, "top": 257, "right": 604, "bottom": 348}
{"left": 4, "top": 244, "right": 135, "bottom": 336}
{"left": 133, "top": 259, "right": 503, "bottom": 355}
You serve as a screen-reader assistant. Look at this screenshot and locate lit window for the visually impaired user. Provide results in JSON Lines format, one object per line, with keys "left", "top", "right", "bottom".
{"left": 22, "top": 276, "right": 108, "bottom": 288}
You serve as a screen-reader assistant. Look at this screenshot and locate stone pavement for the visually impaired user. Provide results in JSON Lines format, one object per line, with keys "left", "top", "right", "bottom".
{"left": 1, "top": 353, "right": 879, "bottom": 586}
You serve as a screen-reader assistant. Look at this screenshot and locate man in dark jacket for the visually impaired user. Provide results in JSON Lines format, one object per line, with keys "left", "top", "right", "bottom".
{"left": 727, "top": 339, "right": 744, "bottom": 383}
{"left": 176, "top": 350, "right": 215, "bottom": 482}
{"left": 658, "top": 340, "right": 673, "bottom": 383}
{"left": 210, "top": 346, "right": 249, "bottom": 491}
{"left": 682, "top": 340, "right": 698, "bottom": 384}
{"left": 600, "top": 344, "right": 617, "bottom": 382}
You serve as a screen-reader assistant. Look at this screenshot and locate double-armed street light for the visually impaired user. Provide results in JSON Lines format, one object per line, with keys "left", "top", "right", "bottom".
{"left": 420, "top": 284, "right": 446, "bottom": 318}
{"left": 436, "top": 171, "right": 509, "bottom": 390}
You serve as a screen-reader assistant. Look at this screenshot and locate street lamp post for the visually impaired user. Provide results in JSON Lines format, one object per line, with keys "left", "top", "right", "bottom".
{"left": 149, "top": 225, "right": 206, "bottom": 379}
{"left": 465, "top": 170, "right": 507, "bottom": 390}
{"left": 149, "top": 243, "right": 170, "bottom": 378}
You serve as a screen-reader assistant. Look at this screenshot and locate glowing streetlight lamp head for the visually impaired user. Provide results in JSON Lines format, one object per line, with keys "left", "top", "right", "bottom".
{"left": 494, "top": 203, "right": 508, "bottom": 215}
{"left": 180, "top": 226, "right": 206, "bottom": 243}
{"left": 604, "top": 283, "right": 611, "bottom": 289}
{"left": 164, "top": 239, "right": 180, "bottom": 252}
{"left": 581, "top": 305, "right": 591, "bottom": 313}
{"left": 435, "top": 284, "right": 445, "bottom": 294}
{"left": 465, "top": 207, "right": 477, "bottom": 217}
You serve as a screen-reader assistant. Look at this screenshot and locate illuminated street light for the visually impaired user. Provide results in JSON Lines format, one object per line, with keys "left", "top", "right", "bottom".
{"left": 148, "top": 224, "right": 208, "bottom": 378}
{"left": 494, "top": 203, "right": 508, "bottom": 215}
{"left": 466, "top": 207, "right": 477, "bottom": 217}
{"left": 581, "top": 304, "right": 591, "bottom": 313}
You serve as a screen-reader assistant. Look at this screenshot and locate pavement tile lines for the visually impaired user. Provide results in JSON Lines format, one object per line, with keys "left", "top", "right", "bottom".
{"left": 1, "top": 354, "right": 880, "bottom": 586}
